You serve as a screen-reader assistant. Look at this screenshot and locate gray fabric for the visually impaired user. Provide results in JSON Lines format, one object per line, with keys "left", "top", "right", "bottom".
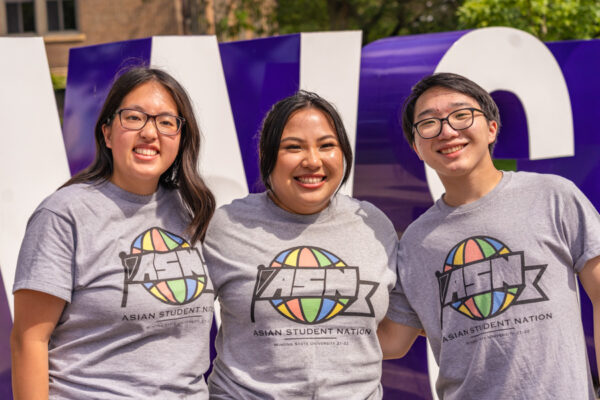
{"left": 387, "top": 171, "right": 600, "bottom": 400}
{"left": 204, "top": 192, "right": 397, "bottom": 400}
{"left": 14, "top": 181, "right": 214, "bottom": 399}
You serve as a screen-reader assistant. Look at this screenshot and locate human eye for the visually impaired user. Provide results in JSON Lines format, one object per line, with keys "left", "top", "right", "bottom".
{"left": 158, "top": 116, "right": 176, "bottom": 127}
{"left": 418, "top": 119, "right": 437, "bottom": 128}
{"left": 122, "top": 110, "right": 144, "bottom": 121}
{"left": 283, "top": 144, "right": 302, "bottom": 151}
{"left": 452, "top": 109, "right": 471, "bottom": 120}
{"left": 320, "top": 141, "right": 338, "bottom": 150}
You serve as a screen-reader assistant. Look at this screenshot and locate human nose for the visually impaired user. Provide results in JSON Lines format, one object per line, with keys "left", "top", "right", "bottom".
{"left": 139, "top": 116, "right": 159, "bottom": 139}
{"left": 438, "top": 118, "right": 459, "bottom": 139}
{"left": 302, "top": 147, "right": 322, "bottom": 169}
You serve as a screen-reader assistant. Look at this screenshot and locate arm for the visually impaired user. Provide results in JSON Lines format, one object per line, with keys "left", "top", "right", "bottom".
{"left": 377, "top": 316, "right": 422, "bottom": 359}
{"left": 578, "top": 255, "right": 600, "bottom": 383}
{"left": 11, "top": 289, "right": 66, "bottom": 400}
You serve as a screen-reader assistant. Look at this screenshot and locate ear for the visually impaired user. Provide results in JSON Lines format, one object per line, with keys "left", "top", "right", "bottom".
{"left": 102, "top": 123, "right": 113, "bottom": 149}
{"left": 487, "top": 120, "right": 498, "bottom": 145}
{"left": 412, "top": 142, "right": 423, "bottom": 160}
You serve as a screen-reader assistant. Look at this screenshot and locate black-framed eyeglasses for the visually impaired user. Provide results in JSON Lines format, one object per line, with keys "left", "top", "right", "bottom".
{"left": 111, "top": 108, "right": 185, "bottom": 136}
{"left": 413, "top": 107, "right": 486, "bottom": 139}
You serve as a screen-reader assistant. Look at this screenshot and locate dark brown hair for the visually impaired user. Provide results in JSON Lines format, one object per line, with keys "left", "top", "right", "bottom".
{"left": 258, "top": 90, "right": 353, "bottom": 191}
{"left": 62, "top": 67, "right": 215, "bottom": 242}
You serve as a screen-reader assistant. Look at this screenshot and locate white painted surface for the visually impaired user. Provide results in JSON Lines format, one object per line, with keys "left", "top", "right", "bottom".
{"left": 300, "top": 31, "right": 363, "bottom": 196}
{"left": 0, "top": 37, "right": 71, "bottom": 317}
{"left": 423, "top": 26, "right": 573, "bottom": 201}
{"left": 151, "top": 36, "right": 248, "bottom": 208}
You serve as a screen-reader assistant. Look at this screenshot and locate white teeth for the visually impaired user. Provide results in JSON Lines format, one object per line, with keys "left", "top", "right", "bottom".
{"left": 440, "top": 145, "right": 464, "bottom": 154}
{"left": 134, "top": 148, "right": 157, "bottom": 156}
{"left": 298, "top": 177, "right": 323, "bottom": 184}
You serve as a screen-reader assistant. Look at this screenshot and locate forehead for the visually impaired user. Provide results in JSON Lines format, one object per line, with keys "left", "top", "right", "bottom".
{"left": 414, "top": 86, "right": 480, "bottom": 119}
{"left": 282, "top": 107, "right": 336, "bottom": 137}
{"left": 120, "top": 81, "right": 177, "bottom": 110}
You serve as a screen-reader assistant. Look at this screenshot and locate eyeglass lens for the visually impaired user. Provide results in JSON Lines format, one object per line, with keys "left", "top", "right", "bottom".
{"left": 119, "top": 109, "right": 181, "bottom": 135}
{"left": 416, "top": 108, "right": 475, "bottom": 138}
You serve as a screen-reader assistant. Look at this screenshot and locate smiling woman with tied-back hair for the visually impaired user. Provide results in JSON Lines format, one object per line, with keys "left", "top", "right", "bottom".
{"left": 10, "top": 67, "right": 216, "bottom": 399}
{"left": 203, "top": 90, "right": 413, "bottom": 399}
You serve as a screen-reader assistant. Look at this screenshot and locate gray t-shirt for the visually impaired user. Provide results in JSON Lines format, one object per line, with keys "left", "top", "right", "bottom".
{"left": 14, "top": 181, "right": 214, "bottom": 399}
{"left": 203, "top": 192, "right": 397, "bottom": 400}
{"left": 387, "top": 171, "right": 600, "bottom": 400}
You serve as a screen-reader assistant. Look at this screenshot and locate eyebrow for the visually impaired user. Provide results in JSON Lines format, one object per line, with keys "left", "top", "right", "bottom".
{"left": 415, "top": 102, "right": 474, "bottom": 120}
{"left": 280, "top": 134, "right": 338, "bottom": 143}
{"left": 121, "top": 105, "right": 177, "bottom": 115}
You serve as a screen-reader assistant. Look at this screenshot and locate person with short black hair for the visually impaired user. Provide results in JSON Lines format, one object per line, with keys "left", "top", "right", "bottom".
{"left": 378, "top": 72, "right": 600, "bottom": 399}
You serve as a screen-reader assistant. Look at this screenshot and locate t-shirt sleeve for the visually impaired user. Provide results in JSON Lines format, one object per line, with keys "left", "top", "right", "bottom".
{"left": 13, "top": 208, "right": 75, "bottom": 302}
{"left": 202, "top": 209, "right": 237, "bottom": 295}
{"left": 385, "top": 245, "right": 423, "bottom": 330}
{"left": 559, "top": 180, "right": 600, "bottom": 273}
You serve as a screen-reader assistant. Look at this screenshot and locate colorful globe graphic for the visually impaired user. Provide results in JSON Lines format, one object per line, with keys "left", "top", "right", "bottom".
{"left": 444, "top": 236, "right": 520, "bottom": 320}
{"left": 269, "top": 246, "right": 350, "bottom": 324}
{"left": 130, "top": 227, "right": 206, "bottom": 305}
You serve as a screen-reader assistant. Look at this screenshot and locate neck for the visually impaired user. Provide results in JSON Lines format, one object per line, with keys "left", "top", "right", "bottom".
{"left": 110, "top": 176, "right": 158, "bottom": 196}
{"left": 439, "top": 164, "right": 503, "bottom": 207}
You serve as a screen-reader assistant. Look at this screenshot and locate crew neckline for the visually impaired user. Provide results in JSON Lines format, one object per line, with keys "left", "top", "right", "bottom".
{"left": 436, "top": 171, "right": 512, "bottom": 215}
{"left": 98, "top": 180, "right": 167, "bottom": 204}
{"left": 261, "top": 191, "right": 338, "bottom": 224}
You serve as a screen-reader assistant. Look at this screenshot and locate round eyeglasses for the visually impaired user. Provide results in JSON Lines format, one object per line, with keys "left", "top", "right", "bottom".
{"left": 413, "top": 107, "right": 486, "bottom": 139}
{"left": 112, "top": 108, "right": 185, "bottom": 136}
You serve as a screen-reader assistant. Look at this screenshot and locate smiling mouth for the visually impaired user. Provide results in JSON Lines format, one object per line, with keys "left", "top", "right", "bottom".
{"left": 134, "top": 148, "right": 158, "bottom": 156}
{"left": 295, "top": 176, "right": 326, "bottom": 184}
{"left": 439, "top": 144, "right": 465, "bottom": 155}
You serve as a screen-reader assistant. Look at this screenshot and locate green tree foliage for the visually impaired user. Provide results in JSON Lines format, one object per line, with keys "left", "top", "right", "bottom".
{"left": 457, "top": 0, "right": 600, "bottom": 41}
{"left": 275, "top": 0, "right": 462, "bottom": 44}
{"left": 215, "top": 0, "right": 275, "bottom": 40}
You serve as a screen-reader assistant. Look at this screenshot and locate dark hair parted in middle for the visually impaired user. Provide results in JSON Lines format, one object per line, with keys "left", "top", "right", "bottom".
{"left": 401, "top": 72, "right": 501, "bottom": 154}
{"left": 258, "top": 90, "right": 353, "bottom": 192}
{"left": 62, "top": 67, "right": 215, "bottom": 242}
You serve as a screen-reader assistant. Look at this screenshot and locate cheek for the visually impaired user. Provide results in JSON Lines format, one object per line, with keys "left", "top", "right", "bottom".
{"left": 325, "top": 149, "right": 343, "bottom": 164}
{"left": 163, "top": 136, "right": 181, "bottom": 159}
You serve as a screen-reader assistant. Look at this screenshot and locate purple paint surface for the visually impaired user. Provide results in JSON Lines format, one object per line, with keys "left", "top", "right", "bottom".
{"left": 490, "top": 90, "right": 529, "bottom": 159}
{"left": 355, "top": 33, "right": 468, "bottom": 399}
{"left": 355, "top": 34, "right": 600, "bottom": 398}
{"left": 219, "top": 34, "right": 301, "bottom": 192}
{"left": 0, "top": 270, "right": 13, "bottom": 398}
{"left": 62, "top": 38, "right": 152, "bottom": 175}
{"left": 354, "top": 31, "right": 468, "bottom": 236}
{"left": 4, "top": 31, "right": 599, "bottom": 399}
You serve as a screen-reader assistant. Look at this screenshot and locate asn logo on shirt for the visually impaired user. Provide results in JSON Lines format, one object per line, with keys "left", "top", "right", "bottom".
{"left": 119, "top": 227, "right": 211, "bottom": 307}
{"left": 437, "top": 236, "right": 548, "bottom": 326}
{"left": 251, "top": 246, "right": 378, "bottom": 324}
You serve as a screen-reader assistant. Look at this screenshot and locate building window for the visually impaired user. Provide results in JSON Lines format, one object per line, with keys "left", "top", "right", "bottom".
{"left": 6, "top": 0, "right": 36, "bottom": 33}
{"left": 47, "top": 0, "right": 76, "bottom": 31}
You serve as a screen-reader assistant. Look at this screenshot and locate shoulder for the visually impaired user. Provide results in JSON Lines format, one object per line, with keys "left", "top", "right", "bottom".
{"left": 215, "top": 193, "right": 263, "bottom": 219}
{"left": 34, "top": 183, "right": 97, "bottom": 216}
{"left": 399, "top": 201, "right": 439, "bottom": 245}
{"left": 509, "top": 171, "right": 578, "bottom": 192}
{"left": 334, "top": 194, "right": 396, "bottom": 232}
{"left": 205, "top": 193, "right": 262, "bottom": 236}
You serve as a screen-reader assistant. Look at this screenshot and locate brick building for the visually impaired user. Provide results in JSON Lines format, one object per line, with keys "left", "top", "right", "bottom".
{"left": 0, "top": 0, "right": 274, "bottom": 80}
{"left": 0, "top": 0, "right": 193, "bottom": 78}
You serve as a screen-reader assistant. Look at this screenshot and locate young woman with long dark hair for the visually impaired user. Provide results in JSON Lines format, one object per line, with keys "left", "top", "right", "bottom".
{"left": 11, "top": 67, "right": 215, "bottom": 399}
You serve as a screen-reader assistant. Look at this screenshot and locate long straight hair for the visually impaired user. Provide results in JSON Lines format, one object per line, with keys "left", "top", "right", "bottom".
{"left": 62, "top": 67, "right": 215, "bottom": 242}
